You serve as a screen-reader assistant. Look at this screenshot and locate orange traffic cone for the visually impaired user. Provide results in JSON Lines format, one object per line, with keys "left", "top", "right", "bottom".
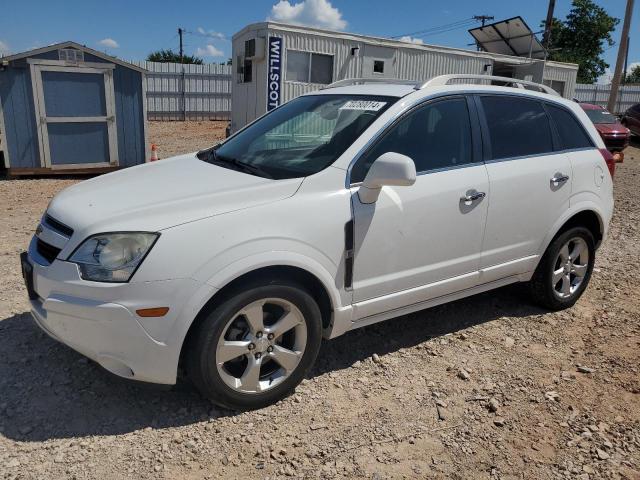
{"left": 150, "top": 144, "right": 159, "bottom": 162}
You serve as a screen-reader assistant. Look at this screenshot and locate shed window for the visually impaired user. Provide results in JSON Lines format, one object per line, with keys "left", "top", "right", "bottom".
{"left": 373, "top": 60, "right": 384, "bottom": 74}
{"left": 243, "top": 59, "right": 253, "bottom": 83}
{"left": 286, "top": 50, "right": 333, "bottom": 84}
{"left": 543, "top": 79, "right": 566, "bottom": 96}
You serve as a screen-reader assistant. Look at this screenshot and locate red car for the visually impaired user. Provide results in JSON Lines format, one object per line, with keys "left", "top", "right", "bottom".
{"left": 621, "top": 103, "right": 640, "bottom": 137}
{"left": 579, "top": 103, "right": 630, "bottom": 162}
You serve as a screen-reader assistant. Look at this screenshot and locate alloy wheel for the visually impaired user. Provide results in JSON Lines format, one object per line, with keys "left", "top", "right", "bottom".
{"left": 552, "top": 237, "right": 589, "bottom": 299}
{"left": 215, "top": 298, "right": 307, "bottom": 394}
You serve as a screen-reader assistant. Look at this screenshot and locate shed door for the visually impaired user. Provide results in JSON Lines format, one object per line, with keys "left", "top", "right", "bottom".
{"left": 31, "top": 64, "right": 118, "bottom": 168}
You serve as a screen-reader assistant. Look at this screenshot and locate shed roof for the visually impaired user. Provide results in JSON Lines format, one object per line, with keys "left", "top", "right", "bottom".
{"left": 0, "top": 41, "right": 147, "bottom": 73}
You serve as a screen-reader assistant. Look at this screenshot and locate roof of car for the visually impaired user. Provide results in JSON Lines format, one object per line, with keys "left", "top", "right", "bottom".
{"left": 305, "top": 82, "right": 572, "bottom": 107}
{"left": 308, "top": 83, "right": 417, "bottom": 97}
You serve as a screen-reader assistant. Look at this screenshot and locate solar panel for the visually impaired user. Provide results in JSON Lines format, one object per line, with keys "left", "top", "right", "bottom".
{"left": 469, "top": 16, "right": 546, "bottom": 59}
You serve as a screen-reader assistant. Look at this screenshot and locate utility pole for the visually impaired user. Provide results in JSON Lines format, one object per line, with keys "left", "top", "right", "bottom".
{"left": 622, "top": 35, "right": 630, "bottom": 84}
{"left": 608, "top": 0, "right": 634, "bottom": 113}
{"left": 542, "top": 0, "right": 556, "bottom": 50}
{"left": 178, "top": 27, "right": 186, "bottom": 120}
{"left": 473, "top": 15, "right": 494, "bottom": 51}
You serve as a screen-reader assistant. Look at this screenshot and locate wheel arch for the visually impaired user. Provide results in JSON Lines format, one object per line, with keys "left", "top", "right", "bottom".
{"left": 541, "top": 207, "right": 605, "bottom": 258}
{"left": 178, "top": 263, "right": 338, "bottom": 372}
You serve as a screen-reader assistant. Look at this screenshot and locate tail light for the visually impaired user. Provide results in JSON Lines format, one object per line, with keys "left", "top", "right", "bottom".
{"left": 599, "top": 148, "right": 615, "bottom": 178}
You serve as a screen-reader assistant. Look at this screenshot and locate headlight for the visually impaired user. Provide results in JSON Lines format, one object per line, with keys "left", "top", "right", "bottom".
{"left": 68, "top": 232, "right": 159, "bottom": 282}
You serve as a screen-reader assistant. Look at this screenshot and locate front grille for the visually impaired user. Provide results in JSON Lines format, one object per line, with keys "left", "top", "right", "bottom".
{"left": 44, "top": 214, "right": 74, "bottom": 237}
{"left": 36, "top": 238, "right": 62, "bottom": 264}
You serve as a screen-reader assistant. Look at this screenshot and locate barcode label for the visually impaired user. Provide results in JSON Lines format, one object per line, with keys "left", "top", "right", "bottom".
{"left": 340, "top": 100, "right": 387, "bottom": 111}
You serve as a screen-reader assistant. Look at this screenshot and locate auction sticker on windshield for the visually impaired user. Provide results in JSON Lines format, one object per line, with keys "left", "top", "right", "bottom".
{"left": 339, "top": 100, "right": 387, "bottom": 111}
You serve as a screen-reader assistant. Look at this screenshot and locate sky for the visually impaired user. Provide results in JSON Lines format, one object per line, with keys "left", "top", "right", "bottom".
{"left": 1, "top": 0, "right": 637, "bottom": 78}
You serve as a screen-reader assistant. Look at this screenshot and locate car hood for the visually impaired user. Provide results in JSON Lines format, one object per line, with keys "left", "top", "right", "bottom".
{"left": 47, "top": 154, "right": 303, "bottom": 235}
{"left": 595, "top": 122, "right": 628, "bottom": 135}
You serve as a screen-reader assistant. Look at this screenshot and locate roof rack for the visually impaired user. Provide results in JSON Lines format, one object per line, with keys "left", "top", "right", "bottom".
{"left": 321, "top": 74, "right": 560, "bottom": 96}
{"left": 418, "top": 74, "right": 559, "bottom": 96}
{"left": 321, "top": 78, "right": 421, "bottom": 89}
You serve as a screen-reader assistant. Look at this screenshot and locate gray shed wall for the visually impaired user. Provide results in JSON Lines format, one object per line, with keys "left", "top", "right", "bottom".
{"left": 0, "top": 48, "right": 146, "bottom": 169}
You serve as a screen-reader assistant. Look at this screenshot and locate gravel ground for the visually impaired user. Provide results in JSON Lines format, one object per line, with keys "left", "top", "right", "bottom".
{"left": 0, "top": 126, "right": 638, "bottom": 479}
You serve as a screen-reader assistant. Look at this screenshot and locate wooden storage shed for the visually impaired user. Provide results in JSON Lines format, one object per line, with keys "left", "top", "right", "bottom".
{"left": 0, "top": 41, "right": 149, "bottom": 175}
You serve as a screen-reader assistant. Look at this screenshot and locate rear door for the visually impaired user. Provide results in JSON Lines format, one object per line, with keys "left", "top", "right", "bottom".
{"left": 31, "top": 63, "right": 118, "bottom": 169}
{"left": 476, "top": 94, "right": 572, "bottom": 282}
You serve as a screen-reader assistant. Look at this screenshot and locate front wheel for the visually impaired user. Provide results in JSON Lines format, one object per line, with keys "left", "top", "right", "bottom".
{"left": 528, "top": 226, "right": 596, "bottom": 310}
{"left": 186, "top": 282, "right": 322, "bottom": 410}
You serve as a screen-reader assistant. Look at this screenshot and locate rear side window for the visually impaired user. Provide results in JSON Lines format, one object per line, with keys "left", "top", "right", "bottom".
{"left": 480, "top": 96, "right": 554, "bottom": 160}
{"left": 547, "top": 105, "right": 593, "bottom": 150}
{"left": 351, "top": 97, "right": 473, "bottom": 183}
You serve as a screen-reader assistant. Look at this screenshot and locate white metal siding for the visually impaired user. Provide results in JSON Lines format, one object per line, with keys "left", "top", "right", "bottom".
{"left": 542, "top": 63, "right": 578, "bottom": 99}
{"left": 132, "top": 61, "right": 232, "bottom": 121}
{"left": 574, "top": 84, "right": 640, "bottom": 114}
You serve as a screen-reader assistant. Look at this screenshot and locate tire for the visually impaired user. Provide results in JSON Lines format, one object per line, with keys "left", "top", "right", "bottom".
{"left": 528, "top": 226, "right": 596, "bottom": 310}
{"left": 186, "top": 281, "right": 322, "bottom": 410}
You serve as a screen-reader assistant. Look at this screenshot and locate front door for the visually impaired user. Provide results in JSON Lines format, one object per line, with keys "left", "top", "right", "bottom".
{"left": 31, "top": 62, "right": 118, "bottom": 169}
{"left": 350, "top": 96, "right": 489, "bottom": 317}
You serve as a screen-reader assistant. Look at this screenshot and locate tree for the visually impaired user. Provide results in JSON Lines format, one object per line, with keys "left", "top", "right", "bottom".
{"left": 542, "top": 0, "right": 619, "bottom": 84}
{"left": 625, "top": 65, "right": 640, "bottom": 84}
{"left": 146, "top": 49, "right": 203, "bottom": 64}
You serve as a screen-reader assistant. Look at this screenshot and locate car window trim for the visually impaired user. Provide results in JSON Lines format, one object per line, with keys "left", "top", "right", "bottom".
{"left": 347, "top": 94, "right": 481, "bottom": 186}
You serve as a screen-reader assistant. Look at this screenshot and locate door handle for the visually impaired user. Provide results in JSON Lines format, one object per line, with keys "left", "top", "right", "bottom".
{"left": 551, "top": 174, "right": 570, "bottom": 186}
{"left": 460, "top": 191, "right": 486, "bottom": 203}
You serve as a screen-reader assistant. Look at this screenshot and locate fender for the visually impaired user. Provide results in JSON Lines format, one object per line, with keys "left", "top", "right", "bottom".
{"left": 537, "top": 200, "right": 607, "bottom": 260}
{"left": 204, "top": 250, "right": 346, "bottom": 312}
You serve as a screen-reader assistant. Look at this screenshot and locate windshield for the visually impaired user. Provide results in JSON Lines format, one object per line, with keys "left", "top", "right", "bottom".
{"left": 584, "top": 108, "right": 618, "bottom": 125}
{"left": 209, "top": 94, "right": 397, "bottom": 179}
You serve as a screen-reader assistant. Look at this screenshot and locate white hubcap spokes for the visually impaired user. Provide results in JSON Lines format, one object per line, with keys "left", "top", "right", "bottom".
{"left": 216, "top": 298, "right": 307, "bottom": 394}
{"left": 552, "top": 237, "right": 589, "bottom": 299}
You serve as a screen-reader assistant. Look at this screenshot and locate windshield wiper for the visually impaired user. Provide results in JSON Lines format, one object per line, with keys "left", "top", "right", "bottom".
{"left": 212, "top": 153, "right": 274, "bottom": 179}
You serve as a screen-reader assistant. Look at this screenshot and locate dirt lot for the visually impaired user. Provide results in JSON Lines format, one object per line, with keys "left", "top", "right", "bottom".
{"left": 0, "top": 124, "right": 638, "bottom": 480}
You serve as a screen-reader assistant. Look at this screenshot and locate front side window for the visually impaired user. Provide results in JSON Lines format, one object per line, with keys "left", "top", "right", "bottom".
{"left": 351, "top": 97, "right": 473, "bottom": 183}
{"left": 286, "top": 50, "right": 334, "bottom": 84}
{"left": 210, "top": 95, "right": 396, "bottom": 179}
{"left": 480, "top": 96, "right": 554, "bottom": 160}
{"left": 548, "top": 105, "right": 594, "bottom": 150}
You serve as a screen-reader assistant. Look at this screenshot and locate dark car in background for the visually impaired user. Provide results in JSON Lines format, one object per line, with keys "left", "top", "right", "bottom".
{"left": 579, "top": 103, "right": 630, "bottom": 162}
{"left": 622, "top": 103, "right": 640, "bottom": 137}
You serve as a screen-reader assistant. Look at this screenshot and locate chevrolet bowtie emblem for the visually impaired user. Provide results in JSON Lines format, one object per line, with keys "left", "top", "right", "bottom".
{"left": 35, "top": 224, "right": 43, "bottom": 236}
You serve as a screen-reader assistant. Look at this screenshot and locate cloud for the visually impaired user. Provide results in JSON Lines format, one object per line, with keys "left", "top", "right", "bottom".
{"left": 195, "top": 44, "right": 224, "bottom": 57}
{"left": 268, "top": 0, "right": 347, "bottom": 31}
{"left": 98, "top": 38, "right": 119, "bottom": 49}
{"left": 197, "top": 27, "right": 226, "bottom": 40}
{"left": 627, "top": 62, "right": 640, "bottom": 74}
{"left": 398, "top": 36, "right": 424, "bottom": 45}
{"left": 0, "top": 40, "right": 9, "bottom": 56}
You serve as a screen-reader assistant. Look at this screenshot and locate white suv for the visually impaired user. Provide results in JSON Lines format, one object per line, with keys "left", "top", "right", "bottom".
{"left": 22, "top": 75, "right": 614, "bottom": 409}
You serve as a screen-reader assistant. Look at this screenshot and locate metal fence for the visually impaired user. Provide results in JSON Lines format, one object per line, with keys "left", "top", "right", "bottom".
{"left": 574, "top": 83, "right": 640, "bottom": 114}
{"left": 131, "top": 61, "right": 232, "bottom": 121}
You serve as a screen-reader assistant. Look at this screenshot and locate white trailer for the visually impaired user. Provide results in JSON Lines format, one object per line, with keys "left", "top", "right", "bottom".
{"left": 231, "top": 21, "right": 579, "bottom": 133}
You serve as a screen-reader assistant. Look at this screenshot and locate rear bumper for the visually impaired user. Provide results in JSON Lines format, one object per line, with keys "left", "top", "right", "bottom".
{"left": 25, "top": 244, "right": 216, "bottom": 385}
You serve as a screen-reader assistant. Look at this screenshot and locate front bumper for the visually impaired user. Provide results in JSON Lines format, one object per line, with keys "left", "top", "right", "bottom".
{"left": 23, "top": 240, "right": 216, "bottom": 385}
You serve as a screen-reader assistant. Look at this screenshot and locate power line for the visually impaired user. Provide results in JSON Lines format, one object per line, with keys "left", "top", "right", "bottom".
{"left": 392, "top": 18, "right": 476, "bottom": 39}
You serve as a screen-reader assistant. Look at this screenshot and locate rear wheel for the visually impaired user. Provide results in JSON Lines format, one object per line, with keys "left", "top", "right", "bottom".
{"left": 529, "top": 227, "right": 595, "bottom": 310}
{"left": 187, "top": 282, "right": 322, "bottom": 410}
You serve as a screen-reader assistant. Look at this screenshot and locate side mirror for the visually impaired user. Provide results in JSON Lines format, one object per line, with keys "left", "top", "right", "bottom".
{"left": 358, "top": 152, "right": 416, "bottom": 204}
